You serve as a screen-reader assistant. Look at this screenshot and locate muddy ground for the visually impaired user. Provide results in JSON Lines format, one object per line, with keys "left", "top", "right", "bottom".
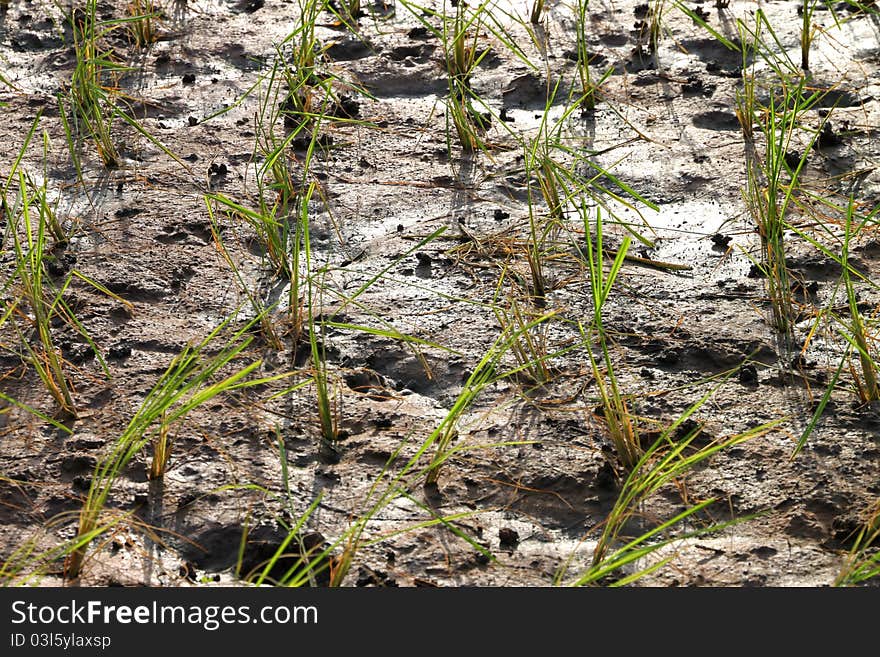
{"left": 1, "top": 0, "right": 880, "bottom": 587}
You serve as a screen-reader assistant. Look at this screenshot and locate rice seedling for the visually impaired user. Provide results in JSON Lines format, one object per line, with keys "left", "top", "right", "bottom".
{"left": 0, "top": 509, "right": 127, "bottom": 586}
{"left": 782, "top": 0, "right": 874, "bottom": 76}
{"left": 836, "top": 198, "right": 879, "bottom": 402}
{"left": 573, "top": 0, "right": 613, "bottom": 110}
{"left": 259, "top": 451, "right": 495, "bottom": 586}
{"left": 424, "top": 304, "right": 558, "bottom": 485}
{"left": 799, "top": 0, "right": 823, "bottom": 71}
{"left": 206, "top": 198, "right": 285, "bottom": 349}
{"left": 492, "top": 292, "right": 558, "bottom": 385}
{"left": 834, "top": 499, "right": 880, "bottom": 586}
{"left": 64, "top": 310, "right": 292, "bottom": 579}
{"left": 577, "top": 201, "right": 641, "bottom": 468}
{"left": 229, "top": 437, "right": 329, "bottom": 585}
{"left": 207, "top": 194, "right": 297, "bottom": 281}
{"left": 276, "top": 0, "right": 329, "bottom": 126}
{"left": 299, "top": 182, "right": 340, "bottom": 447}
{"left": 564, "top": 400, "right": 783, "bottom": 585}
{"left": 530, "top": 0, "right": 546, "bottom": 25}
{"left": 442, "top": 0, "right": 494, "bottom": 153}
{"left": 3, "top": 112, "right": 69, "bottom": 244}
{"left": 629, "top": 0, "right": 666, "bottom": 55}
{"left": 736, "top": 24, "right": 828, "bottom": 336}
{"left": 7, "top": 172, "right": 78, "bottom": 417}
{"left": 66, "top": 0, "right": 129, "bottom": 169}
{"left": 125, "top": 0, "right": 161, "bottom": 48}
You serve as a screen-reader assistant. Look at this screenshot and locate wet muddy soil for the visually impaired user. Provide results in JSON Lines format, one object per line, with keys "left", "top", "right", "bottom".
{"left": 2, "top": 0, "right": 880, "bottom": 586}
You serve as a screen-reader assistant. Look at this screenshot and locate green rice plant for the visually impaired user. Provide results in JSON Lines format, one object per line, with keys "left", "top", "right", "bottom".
{"left": 398, "top": 0, "right": 538, "bottom": 154}
{"left": 254, "top": 322, "right": 545, "bottom": 585}
{"left": 446, "top": 82, "right": 487, "bottom": 154}
{"left": 492, "top": 293, "right": 559, "bottom": 385}
{"left": 834, "top": 499, "right": 880, "bottom": 586}
{"left": 7, "top": 172, "right": 77, "bottom": 416}
{"left": 736, "top": 38, "right": 827, "bottom": 335}
{"left": 125, "top": 0, "right": 161, "bottom": 48}
{"left": 790, "top": 0, "right": 876, "bottom": 77}
{"left": 256, "top": 57, "right": 306, "bottom": 219}
{"left": 255, "top": 435, "right": 498, "bottom": 586}
{"left": 64, "top": 311, "right": 292, "bottom": 579}
{"left": 424, "top": 306, "right": 557, "bottom": 485}
{"left": 734, "top": 35, "right": 758, "bottom": 145}
{"left": 206, "top": 198, "right": 284, "bottom": 349}
{"left": 1, "top": 122, "right": 130, "bottom": 424}
{"left": 233, "top": 435, "right": 328, "bottom": 585}
{"left": 299, "top": 181, "right": 339, "bottom": 446}
{"left": 519, "top": 82, "right": 591, "bottom": 301}
{"left": 578, "top": 202, "right": 641, "bottom": 469}
{"left": 276, "top": 0, "right": 329, "bottom": 126}
{"left": 530, "top": 0, "right": 545, "bottom": 24}
{"left": 647, "top": 0, "right": 664, "bottom": 54}
{"left": 2, "top": 112, "right": 68, "bottom": 244}
{"left": 0, "top": 508, "right": 127, "bottom": 585}
{"left": 518, "top": 81, "right": 660, "bottom": 276}
{"left": 800, "top": 0, "right": 823, "bottom": 71}
{"left": 443, "top": 0, "right": 493, "bottom": 153}
{"left": 57, "top": 2, "right": 190, "bottom": 175}
{"left": 565, "top": 402, "right": 782, "bottom": 585}
{"left": 207, "top": 194, "right": 296, "bottom": 281}
{"left": 67, "top": 0, "right": 129, "bottom": 168}
{"left": 837, "top": 198, "right": 879, "bottom": 402}
{"left": 574, "top": 0, "right": 613, "bottom": 110}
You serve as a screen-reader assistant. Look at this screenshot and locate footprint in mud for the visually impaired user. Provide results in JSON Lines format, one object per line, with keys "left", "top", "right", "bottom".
{"left": 10, "top": 31, "right": 64, "bottom": 51}
{"left": 691, "top": 109, "right": 740, "bottom": 131}
{"left": 599, "top": 32, "right": 629, "bottom": 47}
{"left": 680, "top": 37, "right": 745, "bottom": 71}
{"left": 356, "top": 63, "right": 447, "bottom": 98}
{"left": 414, "top": 252, "right": 432, "bottom": 278}
{"left": 326, "top": 35, "right": 376, "bottom": 61}
{"left": 157, "top": 221, "right": 213, "bottom": 245}
{"left": 59, "top": 455, "right": 97, "bottom": 482}
{"left": 343, "top": 369, "right": 390, "bottom": 400}
{"left": 0, "top": 480, "right": 35, "bottom": 526}
{"left": 812, "top": 85, "right": 869, "bottom": 109}
{"left": 227, "top": 0, "right": 264, "bottom": 13}
{"left": 177, "top": 523, "right": 330, "bottom": 583}
{"left": 389, "top": 43, "right": 435, "bottom": 63}
{"left": 216, "top": 44, "right": 264, "bottom": 72}
{"left": 502, "top": 72, "right": 551, "bottom": 109}
{"left": 365, "top": 347, "right": 466, "bottom": 399}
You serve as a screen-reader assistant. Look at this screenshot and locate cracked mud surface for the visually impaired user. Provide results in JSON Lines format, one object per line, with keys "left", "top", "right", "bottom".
{"left": 2, "top": 0, "right": 880, "bottom": 586}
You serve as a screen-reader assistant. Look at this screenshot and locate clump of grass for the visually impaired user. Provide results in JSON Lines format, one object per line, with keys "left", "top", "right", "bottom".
{"left": 565, "top": 397, "right": 782, "bottom": 585}
{"left": 66, "top": 0, "right": 128, "bottom": 168}
{"left": 7, "top": 170, "right": 78, "bottom": 417}
{"left": 837, "top": 198, "right": 880, "bottom": 402}
{"left": 443, "top": 0, "right": 492, "bottom": 153}
{"left": 493, "top": 294, "right": 557, "bottom": 385}
{"left": 530, "top": 0, "right": 545, "bottom": 24}
{"left": 736, "top": 19, "right": 828, "bottom": 336}
{"left": 65, "top": 311, "right": 291, "bottom": 579}
{"left": 126, "top": 0, "right": 161, "bottom": 48}
{"left": 579, "top": 204, "right": 641, "bottom": 469}
{"left": 206, "top": 198, "right": 285, "bottom": 349}
{"left": 300, "top": 181, "right": 339, "bottom": 446}
{"left": 834, "top": 499, "right": 880, "bottom": 586}
{"left": 277, "top": 0, "right": 330, "bottom": 130}
{"left": 516, "top": 81, "right": 659, "bottom": 305}
{"left": 574, "top": 0, "right": 612, "bottom": 109}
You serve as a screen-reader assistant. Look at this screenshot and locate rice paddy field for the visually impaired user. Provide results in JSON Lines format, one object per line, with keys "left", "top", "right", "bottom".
{"left": 1, "top": 0, "right": 880, "bottom": 587}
